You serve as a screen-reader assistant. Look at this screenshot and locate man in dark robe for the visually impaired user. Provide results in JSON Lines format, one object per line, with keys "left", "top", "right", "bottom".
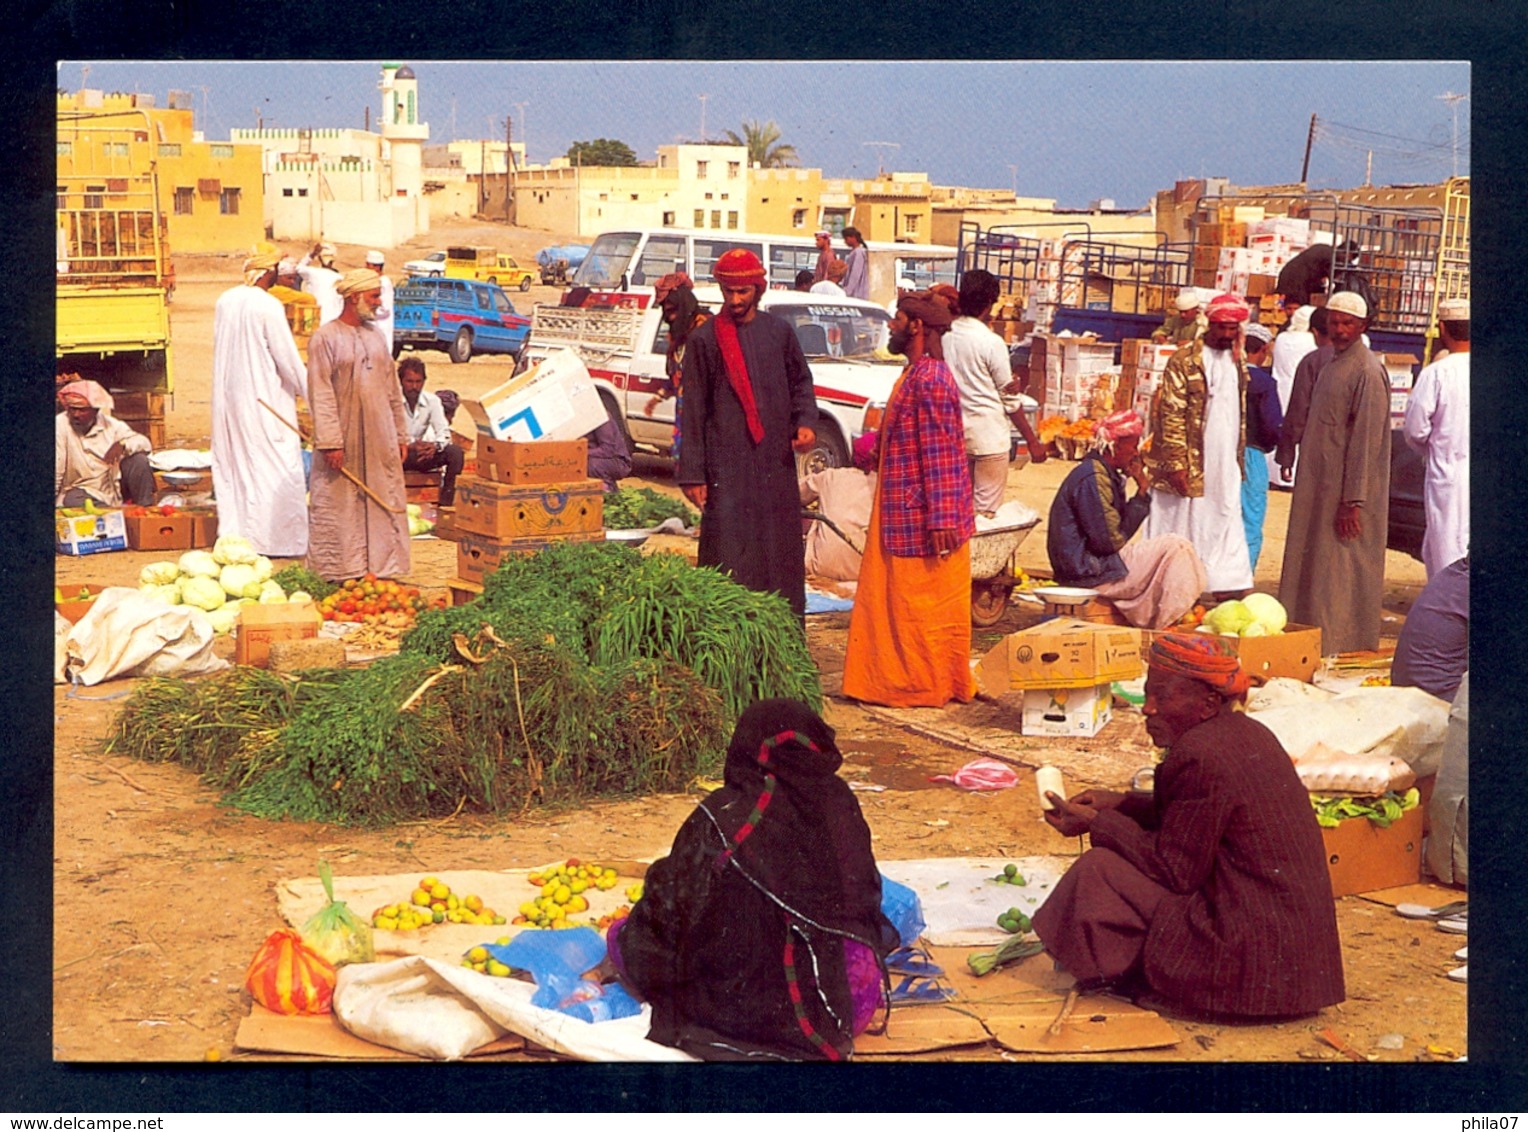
{"left": 1033, "top": 633, "right": 1346, "bottom": 1021}
{"left": 1278, "top": 291, "right": 1391, "bottom": 653}
{"left": 676, "top": 249, "right": 817, "bottom": 618}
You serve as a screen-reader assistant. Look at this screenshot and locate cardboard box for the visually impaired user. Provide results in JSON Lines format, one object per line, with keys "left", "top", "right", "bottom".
{"left": 460, "top": 349, "right": 609, "bottom": 443}
{"left": 1321, "top": 804, "right": 1423, "bottom": 898}
{"left": 475, "top": 436, "right": 589, "bottom": 486}
{"left": 979, "top": 617, "right": 1143, "bottom": 692}
{"left": 55, "top": 508, "right": 127, "bottom": 555}
{"left": 118, "top": 416, "right": 167, "bottom": 449}
{"left": 235, "top": 601, "right": 320, "bottom": 668}
{"left": 125, "top": 511, "right": 195, "bottom": 551}
{"left": 1021, "top": 682, "right": 1113, "bottom": 738}
{"left": 189, "top": 509, "right": 219, "bottom": 548}
{"left": 454, "top": 476, "right": 604, "bottom": 541}
{"left": 456, "top": 530, "right": 604, "bottom": 585}
{"left": 55, "top": 582, "right": 102, "bottom": 624}
{"left": 1245, "top": 274, "right": 1280, "bottom": 298}
{"left": 448, "top": 576, "right": 484, "bottom": 607}
{"left": 107, "top": 389, "right": 166, "bottom": 418}
{"left": 1229, "top": 622, "right": 1323, "bottom": 683}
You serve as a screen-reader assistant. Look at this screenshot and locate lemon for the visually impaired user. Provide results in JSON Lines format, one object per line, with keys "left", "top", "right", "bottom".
{"left": 420, "top": 875, "right": 439, "bottom": 890}
{"left": 467, "top": 946, "right": 489, "bottom": 963}
{"left": 376, "top": 916, "right": 398, "bottom": 931}
{"left": 486, "top": 960, "right": 511, "bottom": 978}
{"left": 430, "top": 883, "right": 450, "bottom": 901}
{"left": 495, "top": 936, "right": 511, "bottom": 946}
{"left": 465, "top": 894, "right": 484, "bottom": 913}
{"left": 554, "top": 885, "right": 572, "bottom": 904}
{"left": 411, "top": 888, "right": 431, "bottom": 907}
{"left": 446, "top": 895, "right": 460, "bottom": 911}
{"left": 567, "top": 895, "right": 588, "bottom": 914}
{"left": 570, "top": 879, "right": 587, "bottom": 895}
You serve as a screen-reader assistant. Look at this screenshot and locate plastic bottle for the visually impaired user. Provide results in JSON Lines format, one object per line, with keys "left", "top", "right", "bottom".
{"left": 1036, "top": 765, "right": 1065, "bottom": 811}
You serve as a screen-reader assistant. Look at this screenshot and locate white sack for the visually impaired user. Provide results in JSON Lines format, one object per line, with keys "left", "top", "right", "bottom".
{"left": 55, "top": 611, "right": 73, "bottom": 684}
{"left": 334, "top": 955, "right": 694, "bottom": 1062}
{"left": 1248, "top": 685, "right": 1451, "bottom": 779}
{"left": 64, "top": 587, "right": 228, "bottom": 686}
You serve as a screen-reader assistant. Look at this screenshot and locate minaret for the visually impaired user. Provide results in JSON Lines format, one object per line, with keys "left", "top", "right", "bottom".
{"left": 379, "top": 63, "right": 428, "bottom": 200}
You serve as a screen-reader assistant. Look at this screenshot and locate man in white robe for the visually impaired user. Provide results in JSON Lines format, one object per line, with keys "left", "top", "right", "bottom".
{"left": 298, "top": 242, "right": 344, "bottom": 325}
{"left": 364, "top": 249, "right": 396, "bottom": 352}
{"left": 1142, "top": 292, "right": 1253, "bottom": 598}
{"left": 1268, "top": 304, "right": 1317, "bottom": 485}
{"left": 210, "top": 248, "right": 310, "bottom": 557}
{"left": 1404, "top": 298, "right": 1470, "bottom": 579}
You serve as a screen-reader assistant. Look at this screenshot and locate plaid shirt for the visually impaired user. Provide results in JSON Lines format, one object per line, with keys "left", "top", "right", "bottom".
{"left": 877, "top": 356, "right": 975, "bottom": 557}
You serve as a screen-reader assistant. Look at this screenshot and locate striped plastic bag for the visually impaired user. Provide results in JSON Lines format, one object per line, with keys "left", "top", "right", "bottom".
{"left": 244, "top": 928, "right": 337, "bottom": 1015}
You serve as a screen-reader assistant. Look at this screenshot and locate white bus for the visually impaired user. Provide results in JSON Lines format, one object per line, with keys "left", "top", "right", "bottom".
{"left": 569, "top": 227, "right": 957, "bottom": 307}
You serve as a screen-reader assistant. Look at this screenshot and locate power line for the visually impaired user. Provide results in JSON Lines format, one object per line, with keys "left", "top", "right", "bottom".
{"left": 1320, "top": 118, "right": 1455, "bottom": 152}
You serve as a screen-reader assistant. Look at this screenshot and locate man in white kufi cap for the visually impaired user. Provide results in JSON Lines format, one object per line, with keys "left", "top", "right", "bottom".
{"left": 364, "top": 250, "right": 396, "bottom": 349}
{"left": 1403, "top": 297, "right": 1470, "bottom": 577}
{"left": 1152, "top": 288, "right": 1207, "bottom": 345}
{"left": 1278, "top": 292, "right": 1391, "bottom": 652}
{"left": 298, "top": 241, "right": 344, "bottom": 325}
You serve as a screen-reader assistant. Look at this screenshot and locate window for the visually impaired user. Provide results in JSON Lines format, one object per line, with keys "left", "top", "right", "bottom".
{"left": 282, "top": 187, "right": 294, "bottom": 197}
{"left": 792, "top": 209, "right": 806, "bottom": 228}
{"left": 728, "top": 161, "right": 740, "bottom": 179}
{"left": 696, "top": 160, "right": 708, "bottom": 179}
{"left": 219, "top": 187, "right": 241, "bottom": 215}
{"left": 904, "top": 214, "right": 920, "bottom": 236}
{"left": 56, "top": 141, "right": 71, "bottom": 156}
{"left": 704, "top": 192, "right": 713, "bottom": 201}
{"left": 84, "top": 185, "right": 105, "bottom": 209}
{"left": 210, "top": 143, "right": 234, "bottom": 158}
{"left": 694, "top": 239, "right": 761, "bottom": 281}
{"left": 727, "top": 211, "right": 738, "bottom": 229}
{"left": 720, "top": 193, "right": 728, "bottom": 201}
{"left": 173, "top": 187, "right": 194, "bottom": 214}
{"left": 711, "top": 210, "right": 721, "bottom": 228}
{"left": 105, "top": 142, "right": 128, "bottom": 156}
{"left": 598, "top": 192, "right": 609, "bottom": 201}
{"left": 693, "top": 209, "right": 705, "bottom": 227}
{"left": 633, "top": 236, "right": 687, "bottom": 286}
{"left": 662, "top": 211, "right": 675, "bottom": 227}
{"left": 298, "top": 187, "right": 309, "bottom": 197}
{"left": 158, "top": 143, "right": 181, "bottom": 157}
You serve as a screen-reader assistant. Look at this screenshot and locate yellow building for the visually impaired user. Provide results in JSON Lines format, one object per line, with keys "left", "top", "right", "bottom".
{"left": 57, "top": 89, "right": 265, "bottom": 254}
{"left": 930, "top": 186, "right": 1160, "bottom": 249}
{"left": 819, "top": 173, "right": 933, "bottom": 244}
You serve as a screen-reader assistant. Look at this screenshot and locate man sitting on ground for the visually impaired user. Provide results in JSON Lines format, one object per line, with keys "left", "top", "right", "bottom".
{"left": 398, "top": 357, "right": 465, "bottom": 509}
{"left": 1046, "top": 409, "right": 1206, "bottom": 629}
{"left": 1033, "top": 633, "right": 1346, "bottom": 1021}
{"left": 56, "top": 378, "right": 157, "bottom": 509}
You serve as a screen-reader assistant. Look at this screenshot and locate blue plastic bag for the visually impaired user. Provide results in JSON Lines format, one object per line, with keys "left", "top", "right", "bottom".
{"left": 880, "top": 874, "right": 926, "bottom": 948}
{"left": 487, "top": 927, "right": 640, "bottom": 1024}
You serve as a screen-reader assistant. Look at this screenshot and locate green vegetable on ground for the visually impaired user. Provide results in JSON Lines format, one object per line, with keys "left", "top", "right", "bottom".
{"left": 968, "top": 935, "right": 1044, "bottom": 977}
{"left": 272, "top": 565, "right": 338, "bottom": 601}
{"left": 602, "top": 487, "right": 698, "bottom": 530}
{"left": 1310, "top": 787, "right": 1421, "bottom": 829}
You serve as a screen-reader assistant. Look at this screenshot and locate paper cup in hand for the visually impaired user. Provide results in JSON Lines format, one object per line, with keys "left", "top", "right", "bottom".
{"left": 1037, "top": 766, "right": 1064, "bottom": 811}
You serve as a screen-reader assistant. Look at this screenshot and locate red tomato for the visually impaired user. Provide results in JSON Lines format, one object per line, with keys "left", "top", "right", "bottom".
{"left": 339, "top": 600, "right": 356, "bottom": 614}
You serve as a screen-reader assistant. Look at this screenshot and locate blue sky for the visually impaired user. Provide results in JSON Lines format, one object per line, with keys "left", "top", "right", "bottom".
{"left": 59, "top": 60, "right": 1469, "bottom": 210}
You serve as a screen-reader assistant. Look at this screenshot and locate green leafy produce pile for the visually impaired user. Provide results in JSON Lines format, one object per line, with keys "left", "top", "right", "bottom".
{"left": 1310, "top": 787, "right": 1421, "bottom": 829}
{"left": 108, "top": 540, "right": 819, "bottom": 826}
{"left": 271, "top": 564, "right": 339, "bottom": 601}
{"left": 602, "top": 487, "right": 698, "bottom": 530}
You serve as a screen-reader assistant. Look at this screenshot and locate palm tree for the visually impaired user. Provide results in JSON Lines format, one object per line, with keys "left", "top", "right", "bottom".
{"left": 723, "top": 119, "right": 799, "bottom": 169}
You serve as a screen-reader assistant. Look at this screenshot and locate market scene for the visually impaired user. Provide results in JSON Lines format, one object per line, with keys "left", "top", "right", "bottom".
{"left": 50, "top": 60, "right": 1470, "bottom": 1067}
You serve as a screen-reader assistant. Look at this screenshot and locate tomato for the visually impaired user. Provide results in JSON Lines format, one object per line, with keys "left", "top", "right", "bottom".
{"left": 364, "top": 573, "right": 378, "bottom": 584}
{"left": 339, "top": 600, "right": 356, "bottom": 614}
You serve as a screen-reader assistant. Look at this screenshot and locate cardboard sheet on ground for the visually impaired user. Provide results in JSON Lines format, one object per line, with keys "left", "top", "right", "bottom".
{"left": 1355, "top": 882, "right": 1466, "bottom": 910}
{"left": 275, "top": 862, "right": 647, "bottom": 966}
{"left": 879, "top": 857, "right": 1068, "bottom": 947}
{"left": 234, "top": 1002, "right": 525, "bottom": 1060}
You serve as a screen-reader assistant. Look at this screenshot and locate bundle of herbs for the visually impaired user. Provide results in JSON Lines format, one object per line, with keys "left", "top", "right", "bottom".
{"left": 601, "top": 487, "right": 699, "bottom": 531}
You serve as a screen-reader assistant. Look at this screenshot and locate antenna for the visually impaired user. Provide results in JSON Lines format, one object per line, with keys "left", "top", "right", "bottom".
{"left": 1008, "top": 163, "right": 1018, "bottom": 196}
{"left": 513, "top": 101, "right": 528, "bottom": 167}
{"left": 862, "top": 141, "right": 901, "bottom": 176}
{"left": 698, "top": 93, "right": 708, "bottom": 142}
{"left": 1438, "top": 91, "right": 1469, "bottom": 178}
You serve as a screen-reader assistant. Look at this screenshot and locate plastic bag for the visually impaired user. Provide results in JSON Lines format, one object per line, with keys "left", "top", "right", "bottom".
{"left": 929, "top": 757, "right": 1018, "bottom": 792}
{"left": 490, "top": 927, "right": 639, "bottom": 1024}
{"left": 880, "top": 875, "right": 927, "bottom": 949}
{"left": 300, "top": 859, "right": 375, "bottom": 967}
{"left": 244, "top": 929, "right": 336, "bottom": 1015}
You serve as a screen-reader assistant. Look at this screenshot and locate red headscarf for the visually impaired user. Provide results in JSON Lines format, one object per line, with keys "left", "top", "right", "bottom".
{"left": 1149, "top": 632, "right": 1251, "bottom": 698}
{"left": 1206, "top": 292, "right": 1251, "bottom": 323}
{"left": 711, "top": 249, "right": 769, "bottom": 445}
{"left": 58, "top": 379, "right": 115, "bottom": 412}
{"left": 653, "top": 272, "right": 693, "bottom": 304}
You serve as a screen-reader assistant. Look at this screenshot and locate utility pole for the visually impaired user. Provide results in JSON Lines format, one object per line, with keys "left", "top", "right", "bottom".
{"left": 1300, "top": 113, "right": 1316, "bottom": 184}
{"left": 698, "top": 93, "right": 708, "bottom": 142}
{"left": 1438, "top": 91, "right": 1468, "bottom": 177}
{"left": 504, "top": 111, "right": 512, "bottom": 221}
{"left": 513, "top": 102, "right": 528, "bottom": 168}
{"left": 1008, "top": 163, "right": 1018, "bottom": 197}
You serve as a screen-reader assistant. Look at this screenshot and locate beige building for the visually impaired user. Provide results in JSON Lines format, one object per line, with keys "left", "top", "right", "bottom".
{"left": 930, "top": 186, "right": 1160, "bottom": 249}
{"left": 230, "top": 63, "right": 430, "bottom": 247}
{"left": 57, "top": 88, "right": 265, "bottom": 255}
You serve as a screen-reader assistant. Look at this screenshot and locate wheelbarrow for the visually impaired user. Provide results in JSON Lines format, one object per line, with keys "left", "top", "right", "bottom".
{"left": 969, "top": 514, "right": 1041, "bottom": 627}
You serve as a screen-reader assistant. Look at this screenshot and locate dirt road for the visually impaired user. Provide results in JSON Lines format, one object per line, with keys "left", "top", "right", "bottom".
{"left": 50, "top": 220, "right": 1460, "bottom": 1065}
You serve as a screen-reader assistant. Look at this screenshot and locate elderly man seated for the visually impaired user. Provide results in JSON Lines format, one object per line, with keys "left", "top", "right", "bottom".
{"left": 56, "top": 379, "right": 157, "bottom": 509}
{"left": 1046, "top": 409, "right": 1206, "bottom": 628}
{"left": 1033, "top": 633, "right": 1347, "bottom": 1021}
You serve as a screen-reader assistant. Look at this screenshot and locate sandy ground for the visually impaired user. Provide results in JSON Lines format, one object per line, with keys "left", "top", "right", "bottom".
{"left": 51, "top": 217, "right": 1461, "bottom": 1066}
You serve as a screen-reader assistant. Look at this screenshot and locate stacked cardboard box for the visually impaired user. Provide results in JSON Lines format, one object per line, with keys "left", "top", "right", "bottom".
{"left": 1383, "top": 354, "right": 1421, "bottom": 428}
{"left": 977, "top": 618, "right": 1144, "bottom": 738}
{"left": 108, "top": 389, "right": 168, "bottom": 450}
{"left": 447, "top": 438, "right": 604, "bottom": 586}
{"left": 1119, "top": 338, "right": 1178, "bottom": 428}
{"left": 1029, "top": 334, "right": 1118, "bottom": 421}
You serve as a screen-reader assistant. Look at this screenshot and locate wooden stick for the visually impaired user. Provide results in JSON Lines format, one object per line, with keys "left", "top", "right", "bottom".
{"left": 257, "top": 398, "right": 404, "bottom": 514}
{"left": 1048, "top": 986, "right": 1081, "bottom": 1036}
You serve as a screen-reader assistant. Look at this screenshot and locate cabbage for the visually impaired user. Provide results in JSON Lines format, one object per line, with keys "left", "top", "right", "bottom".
{"left": 257, "top": 580, "right": 288, "bottom": 604}
{"left": 220, "top": 563, "right": 262, "bottom": 599}
{"left": 138, "top": 582, "right": 181, "bottom": 606}
{"left": 251, "top": 555, "right": 274, "bottom": 583}
{"left": 1239, "top": 622, "right": 1268, "bottom": 637}
{"left": 1242, "top": 592, "right": 1288, "bottom": 634}
{"left": 212, "top": 535, "right": 259, "bottom": 566}
{"left": 177, "top": 550, "right": 221, "bottom": 579}
{"left": 180, "top": 575, "right": 227, "bottom": 611}
{"left": 204, "top": 604, "right": 241, "bottom": 635}
{"left": 1203, "top": 599, "right": 1253, "bottom": 636}
{"left": 139, "top": 561, "right": 181, "bottom": 586}
{"left": 288, "top": 591, "right": 312, "bottom": 603}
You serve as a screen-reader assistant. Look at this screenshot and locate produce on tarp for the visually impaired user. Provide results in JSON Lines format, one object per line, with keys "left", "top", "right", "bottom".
{"left": 967, "top": 935, "right": 1045, "bottom": 977}
{"left": 107, "top": 541, "right": 815, "bottom": 825}
{"left": 996, "top": 907, "right": 1032, "bottom": 934}
{"left": 991, "top": 863, "right": 1027, "bottom": 886}
{"left": 1202, "top": 593, "right": 1290, "bottom": 637}
{"left": 460, "top": 944, "right": 515, "bottom": 978}
{"left": 371, "top": 875, "right": 506, "bottom": 931}
{"left": 212, "top": 534, "right": 260, "bottom": 567}
{"left": 177, "top": 549, "right": 220, "bottom": 578}
{"left": 271, "top": 565, "right": 338, "bottom": 601}
{"left": 300, "top": 859, "right": 375, "bottom": 966}
{"left": 601, "top": 486, "right": 698, "bottom": 530}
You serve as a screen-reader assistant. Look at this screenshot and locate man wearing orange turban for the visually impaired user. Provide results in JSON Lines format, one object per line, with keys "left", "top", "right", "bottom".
{"left": 1031, "top": 632, "right": 1346, "bottom": 1021}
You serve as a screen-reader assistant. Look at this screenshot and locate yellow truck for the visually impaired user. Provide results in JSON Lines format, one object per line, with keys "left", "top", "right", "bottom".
{"left": 56, "top": 165, "right": 174, "bottom": 446}
{"left": 443, "top": 245, "right": 536, "bottom": 291}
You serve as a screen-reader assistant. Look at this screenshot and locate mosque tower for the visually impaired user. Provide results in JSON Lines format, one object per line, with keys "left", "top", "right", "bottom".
{"left": 379, "top": 63, "right": 428, "bottom": 200}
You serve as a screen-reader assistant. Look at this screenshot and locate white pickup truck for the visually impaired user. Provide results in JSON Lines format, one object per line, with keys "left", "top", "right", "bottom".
{"left": 516, "top": 291, "right": 908, "bottom": 474}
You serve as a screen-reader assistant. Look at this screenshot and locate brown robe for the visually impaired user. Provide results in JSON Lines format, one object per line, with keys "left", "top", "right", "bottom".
{"left": 1277, "top": 340, "right": 1391, "bottom": 653}
{"left": 305, "top": 320, "right": 411, "bottom": 581}
{"left": 1033, "top": 709, "right": 1345, "bottom": 1019}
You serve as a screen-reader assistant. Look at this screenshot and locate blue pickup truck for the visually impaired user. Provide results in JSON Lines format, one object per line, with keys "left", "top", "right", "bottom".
{"left": 392, "top": 276, "right": 532, "bottom": 364}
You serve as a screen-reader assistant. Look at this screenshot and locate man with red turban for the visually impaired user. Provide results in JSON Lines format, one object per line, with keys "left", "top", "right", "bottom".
{"left": 841, "top": 287, "right": 977, "bottom": 707}
{"left": 1045, "top": 409, "right": 1207, "bottom": 628}
{"left": 1032, "top": 633, "right": 1346, "bottom": 1021}
{"left": 55, "top": 378, "right": 157, "bottom": 508}
{"left": 1142, "top": 292, "right": 1255, "bottom": 599}
{"left": 676, "top": 248, "right": 818, "bottom": 618}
